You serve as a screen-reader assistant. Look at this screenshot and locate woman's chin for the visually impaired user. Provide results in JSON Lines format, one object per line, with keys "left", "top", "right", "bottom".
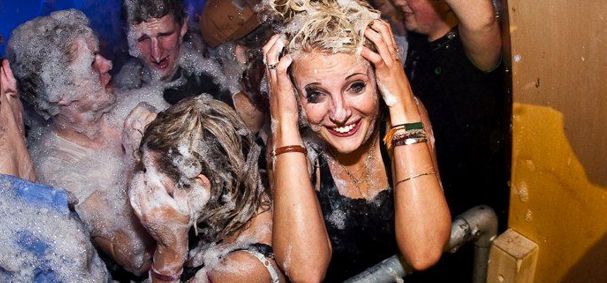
{"left": 323, "top": 136, "right": 365, "bottom": 155}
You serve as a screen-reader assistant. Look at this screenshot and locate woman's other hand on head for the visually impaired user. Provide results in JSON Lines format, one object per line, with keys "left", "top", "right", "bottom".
{"left": 122, "top": 103, "right": 158, "bottom": 160}
{"left": 128, "top": 171, "right": 189, "bottom": 249}
{"left": 361, "top": 20, "right": 412, "bottom": 108}
{"left": 262, "top": 34, "right": 299, "bottom": 132}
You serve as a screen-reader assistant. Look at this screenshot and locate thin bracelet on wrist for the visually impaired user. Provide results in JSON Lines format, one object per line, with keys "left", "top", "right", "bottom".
{"left": 394, "top": 171, "right": 436, "bottom": 187}
{"left": 272, "top": 145, "right": 307, "bottom": 157}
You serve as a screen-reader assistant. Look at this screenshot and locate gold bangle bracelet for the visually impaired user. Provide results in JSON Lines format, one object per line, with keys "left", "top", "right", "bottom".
{"left": 394, "top": 171, "right": 436, "bottom": 187}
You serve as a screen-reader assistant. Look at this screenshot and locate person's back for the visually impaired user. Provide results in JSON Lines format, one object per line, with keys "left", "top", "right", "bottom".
{"left": 393, "top": 0, "right": 509, "bottom": 221}
{"left": 0, "top": 174, "right": 110, "bottom": 282}
{"left": 393, "top": 0, "right": 509, "bottom": 280}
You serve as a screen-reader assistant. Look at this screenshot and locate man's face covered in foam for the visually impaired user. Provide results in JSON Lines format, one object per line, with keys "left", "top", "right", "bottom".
{"left": 64, "top": 34, "right": 116, "bottom": 113}
{"left": 129, "top": 14, "right": 187, "bottom": 81}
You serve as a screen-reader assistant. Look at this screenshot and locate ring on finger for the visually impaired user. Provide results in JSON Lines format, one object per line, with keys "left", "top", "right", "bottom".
{"left": 267, "top": 62, "right": 278, "bottom": 70}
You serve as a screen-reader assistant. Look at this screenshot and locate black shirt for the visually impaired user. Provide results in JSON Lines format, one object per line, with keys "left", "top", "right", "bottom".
{"left": 405, "top": 28, "right": 510, "bottom": 224}
{"left": 162, "top": 67, "right": 233, "bottom": 107}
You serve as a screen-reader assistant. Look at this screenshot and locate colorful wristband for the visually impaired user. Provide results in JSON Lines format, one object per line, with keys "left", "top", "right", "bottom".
{"left": 384, "top": 121, "right": 426, "bottom": 150}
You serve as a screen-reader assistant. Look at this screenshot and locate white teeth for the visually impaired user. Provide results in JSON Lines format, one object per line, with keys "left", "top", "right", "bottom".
{"left": 333, "top": 123, "right": 356, "bottom": 133}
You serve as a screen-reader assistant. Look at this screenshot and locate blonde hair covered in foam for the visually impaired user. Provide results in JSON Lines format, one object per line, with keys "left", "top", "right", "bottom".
{"left": 265, "top": 0, "right": 380, "bottom": 56}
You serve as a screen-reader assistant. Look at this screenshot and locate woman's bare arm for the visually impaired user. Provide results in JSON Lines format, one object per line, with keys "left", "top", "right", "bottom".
{"left": 263, "top": 34, "right": 332, "bottom": 283}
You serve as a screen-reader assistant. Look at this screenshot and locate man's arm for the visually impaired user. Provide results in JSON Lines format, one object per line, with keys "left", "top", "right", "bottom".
{"left": 446, "top": 0, "right": 502, "bottom": 71}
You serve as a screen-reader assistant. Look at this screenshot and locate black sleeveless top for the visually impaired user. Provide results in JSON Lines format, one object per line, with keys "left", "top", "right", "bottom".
{"left": 315, "top": 146, "right": 398, "bottom": 282}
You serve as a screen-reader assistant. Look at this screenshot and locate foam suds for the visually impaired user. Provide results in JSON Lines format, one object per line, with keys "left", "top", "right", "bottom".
{"left": 130, "top": 148, "right": 211, "bottom": 233}
{"left": 109, "top": 85, "right": 169, "bottom": 125}
{"left": 0, "top": 180, "right": 109, "bottom": 281}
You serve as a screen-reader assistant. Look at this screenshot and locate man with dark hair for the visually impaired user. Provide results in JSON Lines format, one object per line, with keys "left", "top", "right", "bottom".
{"left": 116, "top": 0, "right": 232, "bottom": 106}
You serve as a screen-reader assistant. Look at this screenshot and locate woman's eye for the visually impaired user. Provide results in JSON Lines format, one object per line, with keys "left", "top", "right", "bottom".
{"left": 349, "top": 81, "right": 366, "bottom": 94}
{"left": 305, "top": 88, "right": 325, "bottom": 104}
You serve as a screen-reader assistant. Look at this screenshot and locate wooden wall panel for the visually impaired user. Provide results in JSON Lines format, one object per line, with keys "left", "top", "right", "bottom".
{"left": 507, "top": 0, "right": 607, "bottom": 282}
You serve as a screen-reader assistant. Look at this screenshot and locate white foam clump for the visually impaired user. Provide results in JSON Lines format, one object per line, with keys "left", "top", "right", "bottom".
{"left": 188, "top": 218, "right": 273, "bottom": 278}
{"left": 7, "top": 10, "right": 96, "bottom": 119}
{"left": 109, "top": 85, "right": 170, "bottom": 126}
{"left": 0, "top": 182, "right": 109, "bottom": 281}
{"left": 27, "top": 122, "right": 150, "bottom": 265}
{"left": 177, "top": 40, "right": 235, "bottom": 94}
{"left": 327, "top": 206, "right": 346, "bottom": 230}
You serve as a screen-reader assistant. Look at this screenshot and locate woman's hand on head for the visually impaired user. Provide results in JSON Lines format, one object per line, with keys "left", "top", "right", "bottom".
{"left": 262, "top": 34, "right": 299, "bottom": 134}
{"left": 129, "top": 172, "right": 190, "bottom": 251}
{"left": 361, "top": 20, "right": 412, "bottom": 108}
{"left": 122, "top": 103, "right": 158, "bottom": 160}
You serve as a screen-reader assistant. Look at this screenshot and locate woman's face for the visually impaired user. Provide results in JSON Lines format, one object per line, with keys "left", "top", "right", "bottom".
{"left": 292, "top": 52, "right": 379, "bottom": 154}
{"left": 135, "top": 148, "right": 179, "bottom": 196}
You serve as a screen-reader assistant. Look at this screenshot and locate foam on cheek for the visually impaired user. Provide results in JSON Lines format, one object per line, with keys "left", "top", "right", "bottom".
{"left": 127, "top": 29, "right": 143, "bottom": 58}
{"left": 176, "top": 182, "right": 210, "bottom": 230}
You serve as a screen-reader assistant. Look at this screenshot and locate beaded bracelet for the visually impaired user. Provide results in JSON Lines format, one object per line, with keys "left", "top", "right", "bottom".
{"left": 272, "top": 145, "right": 307, "bottom": 157}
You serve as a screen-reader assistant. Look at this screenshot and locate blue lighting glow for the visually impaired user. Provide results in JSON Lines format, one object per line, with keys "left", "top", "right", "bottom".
{"left": 0, "top": 0, "right": 207, "bottom": 58}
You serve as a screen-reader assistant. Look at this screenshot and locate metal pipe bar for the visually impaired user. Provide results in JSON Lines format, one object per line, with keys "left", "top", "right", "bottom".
{"left": 345, "top": 205, "right": 498, "bottom": 283}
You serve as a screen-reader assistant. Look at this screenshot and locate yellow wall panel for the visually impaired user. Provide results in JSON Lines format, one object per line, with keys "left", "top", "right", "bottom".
{"left": 511, "top": 104, "right": 607, "bottom": 282}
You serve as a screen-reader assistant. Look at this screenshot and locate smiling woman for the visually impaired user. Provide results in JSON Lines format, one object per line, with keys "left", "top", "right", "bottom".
{"left": 263, "top": 0, "right": 451, "bottom": 281}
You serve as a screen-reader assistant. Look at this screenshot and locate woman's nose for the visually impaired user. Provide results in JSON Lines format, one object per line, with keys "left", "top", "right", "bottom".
{"left": 329, "top": 95, "right": 352, "bottom": 124}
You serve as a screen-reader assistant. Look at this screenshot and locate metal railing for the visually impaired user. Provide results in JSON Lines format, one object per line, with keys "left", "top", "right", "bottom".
{"left": 345, "top": 205, "right": 498, "bottom": 283}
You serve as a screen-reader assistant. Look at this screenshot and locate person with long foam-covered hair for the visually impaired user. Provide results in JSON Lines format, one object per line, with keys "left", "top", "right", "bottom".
{"left": 129, "top": 95, "right": 285, "bottom": 282}
{"left": 262, "top": 0, "right": 451, "bottom": 281}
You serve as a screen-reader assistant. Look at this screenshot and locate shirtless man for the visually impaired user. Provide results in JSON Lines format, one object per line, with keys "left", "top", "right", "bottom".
{"left": 7, "top": 9, "right": 153, "bottom": 276}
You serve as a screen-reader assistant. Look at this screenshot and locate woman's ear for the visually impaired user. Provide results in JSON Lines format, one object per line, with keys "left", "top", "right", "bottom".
{"left": 194, "top": 173, "right": 211, "bottom": 191}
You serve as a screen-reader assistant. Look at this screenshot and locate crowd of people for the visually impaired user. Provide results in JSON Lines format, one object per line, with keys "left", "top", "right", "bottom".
{"left": 0, "top": 0, "right": 507, "bottom": 282}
